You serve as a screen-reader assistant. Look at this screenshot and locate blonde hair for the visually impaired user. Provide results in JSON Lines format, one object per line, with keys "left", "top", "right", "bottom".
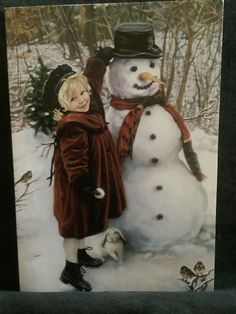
{"left": 58, "top": 74, "right": 91, "bottom": 111}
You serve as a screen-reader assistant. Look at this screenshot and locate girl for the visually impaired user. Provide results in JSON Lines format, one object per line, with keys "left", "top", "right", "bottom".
{"left": 43, "top": 54, "right": 126, "bottom": 292}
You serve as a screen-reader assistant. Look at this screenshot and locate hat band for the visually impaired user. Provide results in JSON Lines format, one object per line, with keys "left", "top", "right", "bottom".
{"left": 113, "top": 47, "right": 162, "bottom": 59}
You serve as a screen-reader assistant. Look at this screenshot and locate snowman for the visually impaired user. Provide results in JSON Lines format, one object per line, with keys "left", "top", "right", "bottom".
{"left": 105, "top": 23, "right": 208, "bottom": 251}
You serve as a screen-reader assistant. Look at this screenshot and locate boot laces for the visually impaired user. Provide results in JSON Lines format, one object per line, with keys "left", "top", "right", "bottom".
{"left": 80, "top": 266, "right": 86, "bottom": 275}
{"left": 75, "top": 265, "right": 86, "bottom": 278}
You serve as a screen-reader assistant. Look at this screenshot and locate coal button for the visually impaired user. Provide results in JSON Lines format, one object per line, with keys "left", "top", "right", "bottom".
{"left": 151, "top": 157, "right": 159, "bottom": 164}
{"left": 156, "top": 185, "right": 163, "bottom": 190}
{"left": 150, "top": 134, "right": 156, "bottom": 140}
{"left": 145, "top": 110, "right": 151, "bottom": 115}
{"left": 156, "top": 214, "right": 164, "bottom": 220}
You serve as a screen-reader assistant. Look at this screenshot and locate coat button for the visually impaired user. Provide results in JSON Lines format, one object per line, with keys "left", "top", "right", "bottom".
{"left": 156, "top": 185, "right": 163, "bottom": 190}
{"left": 150, "top": 134, "right": 156, "bottom": 140}
{"left": 156, "top": 214, "right": 164, "bottom": 220}
{"left": 151, "top": 157, "right": 159, "bottom": 164}
{"left": 145, "top": 110, "right": 151, "bottom": 115}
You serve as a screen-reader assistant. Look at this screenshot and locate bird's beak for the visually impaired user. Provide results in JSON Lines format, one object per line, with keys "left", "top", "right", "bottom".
{"left": 139, "top": 72, "right": 164, "bottom": 85}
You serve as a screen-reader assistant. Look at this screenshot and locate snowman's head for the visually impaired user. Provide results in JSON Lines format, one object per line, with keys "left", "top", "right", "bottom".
{"left": 106, "top": 58, "right": 162, "bottom": 99}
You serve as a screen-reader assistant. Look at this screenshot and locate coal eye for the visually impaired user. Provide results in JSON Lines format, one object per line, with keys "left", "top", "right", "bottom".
{"left": 150, "top": 62, "right": 155, "bottom": 68}
{"left": 130, "top": 66, "right": 138, "bottom": 72}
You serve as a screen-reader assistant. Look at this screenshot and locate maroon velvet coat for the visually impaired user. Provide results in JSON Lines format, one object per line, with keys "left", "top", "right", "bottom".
{"left": 53, "top": 56, "right": 126, "bottom": 239}
{"left": 53, "top": 111, "right": 126, "bottom": 239}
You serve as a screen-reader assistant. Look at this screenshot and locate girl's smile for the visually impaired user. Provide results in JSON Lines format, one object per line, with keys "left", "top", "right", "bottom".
{"left": 68, "top": 88, "right": 90, "bottom": 112}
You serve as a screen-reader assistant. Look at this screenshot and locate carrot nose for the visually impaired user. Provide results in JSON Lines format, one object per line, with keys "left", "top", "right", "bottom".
{"left": 139, "top": 72, "right": 164, "bottom": 85}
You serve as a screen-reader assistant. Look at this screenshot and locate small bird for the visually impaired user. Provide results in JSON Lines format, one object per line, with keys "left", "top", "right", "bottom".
{"left": 180, "top": 266, "right": 196, "bottom": 281}
{"left": 15, "top": 171, "right": 33, "bottom": 186}
{"left": 194, "top": 261, "right": 206, "bottom": 275}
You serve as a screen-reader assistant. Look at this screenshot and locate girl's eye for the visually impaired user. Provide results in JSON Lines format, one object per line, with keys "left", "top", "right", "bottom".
{"left": 80, "top": 90, "right": 85, "bottom": 96}
{"left": 149, "top": 62, "right": 155, "bottom": 68}
{"left": 130, "top": 66, "right": 138, "bottom": 72}
{"left": 71, "top": 97, "right": 76, "bottom": 102}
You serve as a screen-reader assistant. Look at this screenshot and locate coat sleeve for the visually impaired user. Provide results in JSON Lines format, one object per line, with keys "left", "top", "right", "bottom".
{"left": 83, "top": 57, "right": 106, "bottom": 93}
{"left": 60, "top": 124, "right": 89, "bottom": 184}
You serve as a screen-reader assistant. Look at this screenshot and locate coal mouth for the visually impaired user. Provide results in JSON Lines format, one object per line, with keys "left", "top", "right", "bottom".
{"left": 133, "top": 81, "right": 154, "bottom": 90}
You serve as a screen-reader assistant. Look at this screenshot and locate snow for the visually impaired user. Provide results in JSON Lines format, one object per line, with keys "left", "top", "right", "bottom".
{"left": 13, "top": 126, "right": 216, "bottom": 292}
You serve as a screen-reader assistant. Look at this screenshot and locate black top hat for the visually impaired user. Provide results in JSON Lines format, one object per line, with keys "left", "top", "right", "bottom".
{"left": 42, "top": 64, "right": 75, "bottom": 111}
{"left": 113, "top": 23, "right": 162, "bottom": 59}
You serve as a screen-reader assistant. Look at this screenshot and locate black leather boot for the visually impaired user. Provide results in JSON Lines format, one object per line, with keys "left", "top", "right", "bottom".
{"left": 78, "top": 247, "right": 103, "bottom": 267}
{"left": 60, "top": 260, "right": 92, "bottom": 291}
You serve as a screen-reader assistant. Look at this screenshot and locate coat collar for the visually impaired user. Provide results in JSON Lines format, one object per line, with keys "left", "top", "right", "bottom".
{"left": 57, "top": 111, "right": 105, "bottom": 131}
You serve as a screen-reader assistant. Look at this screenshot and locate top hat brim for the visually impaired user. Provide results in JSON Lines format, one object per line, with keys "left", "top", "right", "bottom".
{"left": 112, "top": 50, "right": 162, "bottom": 59}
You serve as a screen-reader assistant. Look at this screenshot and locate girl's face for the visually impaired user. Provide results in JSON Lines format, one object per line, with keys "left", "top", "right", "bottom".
{"left": 67, "top": 84, "right": 90, "bottom": 113}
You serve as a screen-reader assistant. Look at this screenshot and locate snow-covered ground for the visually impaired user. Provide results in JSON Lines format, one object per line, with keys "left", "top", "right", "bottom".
{"left": 12, "top": 126, "right": 217, "bottom": 292}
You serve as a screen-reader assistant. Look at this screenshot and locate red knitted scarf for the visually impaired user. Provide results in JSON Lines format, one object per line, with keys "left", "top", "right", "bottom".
{"left": 110, "top": 91, "right": 191, "bottom": 161}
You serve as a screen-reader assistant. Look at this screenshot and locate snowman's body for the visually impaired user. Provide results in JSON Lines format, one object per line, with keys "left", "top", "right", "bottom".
{"left": 106, "top": 58, "right": 207, "bottom": 251}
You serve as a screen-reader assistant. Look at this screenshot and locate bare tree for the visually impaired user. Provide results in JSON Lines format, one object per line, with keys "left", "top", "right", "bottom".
{"left": 54, "top": 6, "right": 84, "bottom": 64}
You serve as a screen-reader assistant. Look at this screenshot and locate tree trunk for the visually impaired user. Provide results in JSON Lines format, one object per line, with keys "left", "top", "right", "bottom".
{"left": 84, "top": 5, "right": 97, "bottom": 56}
{"left": 176, "top": 22, "right": 193, "bottom": 112}
{"left": 166, "top": 32, "right": 179, "bottom": 102}
{"left": 160, "top": 27, "right": 168, "bottom": 96}
{"left": 57, "top": 7, "right": 84, "bottom": 64}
